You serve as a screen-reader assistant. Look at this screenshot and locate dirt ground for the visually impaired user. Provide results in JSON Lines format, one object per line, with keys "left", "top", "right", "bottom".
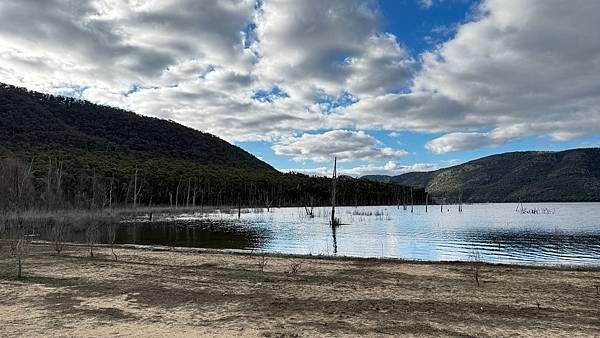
{"left": 1, "top": 244, "right": 600, "bottom": 337}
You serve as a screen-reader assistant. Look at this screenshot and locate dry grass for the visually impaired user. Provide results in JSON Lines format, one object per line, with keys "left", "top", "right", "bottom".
{"left": 1, "top": 244, "right": 600, "bottom": 337}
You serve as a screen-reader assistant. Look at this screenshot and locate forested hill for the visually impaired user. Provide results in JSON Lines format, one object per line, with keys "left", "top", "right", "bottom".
{"left": 0, "top": 83, "right": 426, "bottom": 210}
{"left": 364, "top": 148, "right": 600, "bottom": 203}
{"left": 0, "top": 83, "right": 272, "bottom": 170}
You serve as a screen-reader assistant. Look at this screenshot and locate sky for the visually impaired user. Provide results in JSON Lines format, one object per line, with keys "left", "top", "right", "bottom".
{"left": 0, "top": 0, "right": 599, "bottom": 177}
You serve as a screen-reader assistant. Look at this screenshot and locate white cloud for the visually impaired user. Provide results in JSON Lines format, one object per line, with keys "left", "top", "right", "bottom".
{"left": 0, "top": 0, "right": 598, "bottom": 157}
{"left": 331, "top": 0, "right": 600, "bottom": 152}
{"left": 419, "top": 0, "right": 434, "bottom": 9}
{"left": 272, "top": 130, "right": 408, "bottom": 163}
{"left": 0, "top": 0, "right": 256, "bottom": 89}
{"left": 279, "top": 161, "right": 438, "bottom": 177}
{"left": 0, "top": 0, "right": 416, "bottom": 144}
{"left": 425, "top": 132, "right": 504, "bottom": 153}
{"left": 339, "top": 161, "right": 438, "bottom": 177}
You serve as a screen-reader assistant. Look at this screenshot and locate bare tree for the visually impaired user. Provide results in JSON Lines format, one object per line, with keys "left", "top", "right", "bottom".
{"left": 330, "top": 157, "right": 339, "bottom": 226}
{"left": 304, "top": 194, "right": 315, "bottom": 218}
{"left": 263, "top": 190, "right": 273, "bottom": 212}
{"left": 107, "top": 222, "right": 119, "bottom": 261}
{"left": 5, "top": 218, "right": 32, "bottom": 278}
{"left": 257, "top": 251, "right": 268, "bottom": 274}
{"left": 410, "top": 187, "right": 414, "bottom": 213}
{"left": 85, "top": 219, "right": 100, "bottom": 258}
{"left": 192, "top": 178, "right": 197, "bottom": 208}
{"left": 186, "top": 177, "right": 191, "bottom": 208}
{"left": 175, "top": 179, "right": 181, "bottom": 208}
{"left": 50, "top": 218, "right": 68, "bottom": 255}
{"left": 0, "top": 158, "right": 36, "bottom": 211}
{"left": 133, "top": 167, "right": 143, "bottom": 209}
{"left": 288, "top": 261, "right": 301, "bottom": 275}
{"left": 470, "top": 247, "right": 482, "bottom": 287}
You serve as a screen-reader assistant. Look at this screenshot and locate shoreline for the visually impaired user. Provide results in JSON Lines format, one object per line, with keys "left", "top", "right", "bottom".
{"left": 2, "top": 200, "right": 600, "bottom": 219}
{"left": 35, "top": 241, "right": 600, "bottom": 272}
{"left": 2, "top": 243, "right": 600, "bottom": 336}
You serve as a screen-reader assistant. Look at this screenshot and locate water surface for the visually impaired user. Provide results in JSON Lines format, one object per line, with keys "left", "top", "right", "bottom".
{"left": 115, "top": 203, "right": 600, "bottom": 266}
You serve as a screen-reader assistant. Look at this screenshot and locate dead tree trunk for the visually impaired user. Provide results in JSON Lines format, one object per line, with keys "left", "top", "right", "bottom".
{"left": 410, "top": 187, "right": 414, "bottom": 213}
{"left": 330, "top": 157, "right": 338, "bottom": 226}
{"left": 186, "top": 178, "right": 191, "bottom": 208}
{"left": 133, "top": 167, "right": 139, "bottom": 209}
{"left": 175, "top": 179, "right": 181, "bottom": 208}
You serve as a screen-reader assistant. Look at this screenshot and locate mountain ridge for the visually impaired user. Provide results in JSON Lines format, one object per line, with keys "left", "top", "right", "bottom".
{"left": 0, "top": 82, "right": 425, "bottom": 209}
{"left": 363, "top": 148, "right": 600, "bottom": 202}
{"left": 0, "top": 82, "right": 273, "bottom": 171}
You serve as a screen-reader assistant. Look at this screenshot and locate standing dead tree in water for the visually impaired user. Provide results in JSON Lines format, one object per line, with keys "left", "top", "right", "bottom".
{"left": 410, "top": 187, "right": 414, "bottom": 213}
{"left": 303, "top": 193, "right": 315, "bottom": 218}
{"left": 237, "top": 193, "right": 242, "bottom": 219}
{"left": 330, "top": 157, "right": 340, "bottom": 226}
{"left": 263, "top": 190, "right": 273, "bottom": 212}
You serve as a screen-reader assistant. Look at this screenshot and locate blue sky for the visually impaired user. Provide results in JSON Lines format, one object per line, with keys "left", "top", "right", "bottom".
{"left": 1, "top": 0, "right": 599, "bottom": 177}
{"left": 236, "top": 0, "right": 600, "bottom": 175}
{"left": 241, "top": 0, "right": 475, "bottom": 173}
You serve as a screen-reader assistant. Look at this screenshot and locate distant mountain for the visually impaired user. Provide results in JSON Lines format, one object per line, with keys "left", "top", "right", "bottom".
{"left": 363, "top": 148, "right": 600, "bottom": 202}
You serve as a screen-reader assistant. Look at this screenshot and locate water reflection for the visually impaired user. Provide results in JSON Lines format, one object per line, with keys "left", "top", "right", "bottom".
{"left": 34, "top": 203, "right": 600, "bottom": 266}
{"left": 331, "top": 223, "right": 339, "bottom": 255}
{"left": 116, "top": 219, "right": 267, "bottom": 249}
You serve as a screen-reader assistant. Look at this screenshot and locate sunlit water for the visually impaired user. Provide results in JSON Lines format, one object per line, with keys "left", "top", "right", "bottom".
{"left": 114, "top": 203, "right": 600, "bottom": 266}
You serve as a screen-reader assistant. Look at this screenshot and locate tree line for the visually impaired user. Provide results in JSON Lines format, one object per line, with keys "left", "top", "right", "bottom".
{"left": 0, "top": 155, "right": 427, "bottom": 212}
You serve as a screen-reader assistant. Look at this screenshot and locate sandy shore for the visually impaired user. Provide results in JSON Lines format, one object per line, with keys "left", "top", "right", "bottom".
{"left": 1, "top": 244, "right": 600, "bottom": 337}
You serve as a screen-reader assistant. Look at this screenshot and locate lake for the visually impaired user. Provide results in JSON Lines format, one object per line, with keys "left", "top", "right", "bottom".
{"left": 113, "top": 202, "right": 600, "bottom": 266}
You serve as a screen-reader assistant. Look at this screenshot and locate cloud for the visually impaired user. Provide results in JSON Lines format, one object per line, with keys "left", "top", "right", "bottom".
{"left": 279, "top": 161, "right": 438, "bottom": 177}
{"left": 419, "top": 0, "right": 434, "bottom": 9}
{"left": 331, "top": 0, "right": 600, "bottom": 152}
{"left": 425, "top": 132, "right": 505, "bottom": 153}
{"left": 1, "top": 0, "right": 598, "bottom": 156}
{"left": 0, "top": 0, "right": 416, "bottom": 145}
{"left": 339, "top": 161, "right": 438, "bottom": 176}
{"left": 272, "top": 130, "right": 408, "bottom": 162}
{"left": 253, "top": 0, "right": 415, "bottom": 102}
{"left": 0, "top": 0, "right": 256, "bottom": 89}
{"left": 254, "top": 0, "right": 377, "bottom": 92}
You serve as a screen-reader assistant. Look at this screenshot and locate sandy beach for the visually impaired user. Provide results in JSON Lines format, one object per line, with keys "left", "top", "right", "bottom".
{"left": 1, "top": 243, "right": 600, "bottom": 337}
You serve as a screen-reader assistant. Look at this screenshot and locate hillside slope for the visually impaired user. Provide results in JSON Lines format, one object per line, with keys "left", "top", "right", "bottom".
{"left": 0, "top": 83, "right": 425, "bottom": 209}
{"left": 365, "top": 148, "right": 600, "bottom": 202}
{"left": 0, "top": 83, "right": 272, "bottom": 171}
